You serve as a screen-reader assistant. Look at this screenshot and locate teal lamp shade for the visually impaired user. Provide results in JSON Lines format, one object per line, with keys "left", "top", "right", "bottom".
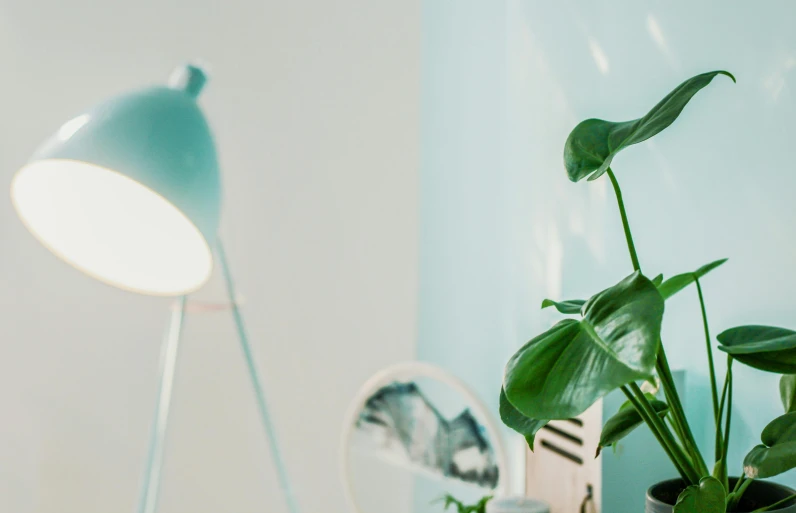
{"left": 10, "top": 65, "right": 221, "bottom": 295}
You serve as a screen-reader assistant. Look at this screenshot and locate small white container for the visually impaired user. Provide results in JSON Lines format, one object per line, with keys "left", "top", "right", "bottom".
{"left": 487, "top": 496, "right": 550, "bottom": 513}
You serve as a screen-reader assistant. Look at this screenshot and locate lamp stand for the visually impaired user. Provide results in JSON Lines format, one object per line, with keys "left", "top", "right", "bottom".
{"left": 135, "top": 238, "right": 300, "bottom": 513}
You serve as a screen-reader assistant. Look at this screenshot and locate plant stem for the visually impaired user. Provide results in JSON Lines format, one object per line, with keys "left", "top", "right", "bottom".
{"left": 666, "top": 412, "right": 687, "bottom": 444}
{"left": 732, "top": 474, "right": 746, "bottom": 494}
{"left": 716, "top": 361, "right": 731, "bottom": 456}
{"left": 621, "top": 385, "right": 692, "bottom": 483}
{"left": 715, "top": 429, "right": 725, "bottom": 470}
{"left": 718, "top": 368, "right": 730, "bottom": 409}
{"left": 630, "top": 382, "right": 701, "bottom": 483}
{"left": 695, "top": 278, "right": 720, "bottom": 429}
{"left": 607, "top": 168, "right": 641, "bottom": 272}
{"left": 656, "top": 349, "right": 710, "bottom": 476}
{"left": 607, "top": 168, "right": 704, "bottom": 481}
{"left": 732, "top": 472, "right": 746, "bottom": 493}
{"left": 729, "top": 478, "right": 754, "bottom": 511}
{"left": 751, "top": 493, "right": 796, "bottom": 513}
{"left": 723, "top": 357, "right": 734, "bottom": 463}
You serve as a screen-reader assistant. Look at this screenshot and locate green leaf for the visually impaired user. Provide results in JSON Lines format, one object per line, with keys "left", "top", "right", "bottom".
{"left": 744, "top": 412, "right": 796, "bottom": 478}
{"left": 436, "top": 494, "right": 464, "bottom": 512}
{"left": 597, "top": 399, "right": 668, "bottom": 456}
{"left": 504, "top": 272, "right": 663, "bottom": 419}
{"left": 564, "top": 71, "right": 735, "bottom": 182}
{"left": 761, "top": 412, "right": 796, "bottom": 446}
{"left": 657, "top": 258, "right": 728, "bottom": 300}
{"left": 672, "top": 476, "right": 726, "bottom": 513}
{"left": 435, "top": 494, "right": 492, "bottom": 513}
{"left": 470, "top": 496, "right": 493, "bottom": 513}
{"left": 651, "top": 274, "right": 664, "bottom": 287}
{"left": 541, "top": 298, "right": 586, "bottom": 315}
{"left": 499, "top": 387, "right": 548, "bottom": 450}
{"left": 657, "top": 273, "right": 694, "bottom": 301}
{"left": 717, "top": 326, "right": 796, "bottom": 373}
{"left": 695, "top": 259, "right": 729, "bottom": 278}
{"left": 744, "top": 444, "right": 796, "bottom": 480}
{"left": 782, "top": 375, "right": 796, "bottom": 414}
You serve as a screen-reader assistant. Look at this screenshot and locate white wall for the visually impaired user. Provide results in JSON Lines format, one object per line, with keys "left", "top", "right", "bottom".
{"left": 0, "top": 1, "right": 420, "bottom": 512}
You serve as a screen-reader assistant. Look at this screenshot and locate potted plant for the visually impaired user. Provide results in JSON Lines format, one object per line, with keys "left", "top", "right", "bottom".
{"left": 499, "top": 70, "right": 796, "bottom": 512}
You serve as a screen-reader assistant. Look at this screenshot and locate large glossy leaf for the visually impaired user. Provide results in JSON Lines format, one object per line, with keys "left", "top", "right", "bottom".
{"left": 782, "top": 375, "right": 796, "bottom": 413}
{"left": 672, "top": 476, "right": 726, "bottom": 513}
{"left": 504, "top": 272, "right": 663, "bottom": 419}
{"left": 717, "top": 326, "right": 796, "bottom": 373}
{"left": 499, "top": 388, "right": 548, "bottom": 450}
{"left": 541, "top": 298, "right": 585, "bottom": 315}
{"left": 744, "top": 412, "right": 796, "bottom": 478}
{"left": 597, "top": 399, "right": 668, "bottom": 456}
{"left": 564, "top": 71, "right": 735, "bottom": 182}
{"left": 657, "top": 258, "right": 728, "bottom": 300}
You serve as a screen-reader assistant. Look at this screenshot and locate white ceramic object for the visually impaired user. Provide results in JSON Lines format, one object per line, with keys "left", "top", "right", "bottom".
{"left": 487, "top": 496, "right": 550, "bottom": 513}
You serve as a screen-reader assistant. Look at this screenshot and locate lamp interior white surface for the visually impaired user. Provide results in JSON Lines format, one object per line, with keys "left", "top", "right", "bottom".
{"left": 11, "top": 158, "right": 213, "bottom": 295}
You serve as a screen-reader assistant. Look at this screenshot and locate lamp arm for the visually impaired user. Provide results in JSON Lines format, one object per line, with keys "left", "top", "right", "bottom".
{"left": 216, "top": 238, "right": 301, "bottom": 513}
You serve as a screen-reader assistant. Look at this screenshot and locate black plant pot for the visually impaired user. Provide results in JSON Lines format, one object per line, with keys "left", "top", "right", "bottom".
{"left": 646, "top": 478, "right": 796, "bottom": 513}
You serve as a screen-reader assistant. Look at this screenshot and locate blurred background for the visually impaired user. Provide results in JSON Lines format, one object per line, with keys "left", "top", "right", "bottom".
{"left": 0, "top": 1, "right": 419, "bottom": 511}
{"left": 1, "top": 0, "right": 796, "bottom": 512}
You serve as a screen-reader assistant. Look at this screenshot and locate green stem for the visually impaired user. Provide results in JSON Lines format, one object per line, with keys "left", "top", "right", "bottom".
{"left": 607, "top": 168, "right": 641, "bottom": 272}
{"left": 732, "top": 474, "right": 746, "bottom": 495}
{"left": 716, "top": 362, "right": 731, "bottom": 457}
{"left": 657, "top": 350, "right": 710, "bottom": 476}
{"left": 723, "top": 357, "right": 734, "bottom": 463}
{"left": 606, "top": 168, "right": 705, "bottom": 481}
{"left": 716, "top": 362, "right": 730, "bottom": 431}
{"left": 719, "top": 360, "right": 734, "bottom": 494}
{"left": 695, "top": 278, "right": 720, "bottom": 428}
{"left": 630, "top": 382, "right": 700, "bottom": 483}
{"left": 666, "top": 412, "right": 687, "bottom": 444}
{"left": 751, "top": 493, "right": 796, "bottom": 513}
{"left": 729, "top": 478, "right": 753, "bottom": 511}
{"left": 621, "top": 385, "right": 692, "bottom": 483}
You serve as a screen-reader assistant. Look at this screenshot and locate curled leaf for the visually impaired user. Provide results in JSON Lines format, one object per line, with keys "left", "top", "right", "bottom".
{"left": 717, "top": 325, "right": 796, "bottom": 373}
{"left": 541, "top": 298, "right": 586, "bottom": 315}
{"left": 743, "top": 412, "right": 796, "bottom": 478}
{"left": 782, "top": 375, "right": 796, "bottom": 414}
{"left": 597, "top": 399, "right": 668, "bottom": 456}
{"left": 564, "top": 71, "right": 735, "bottom": 182}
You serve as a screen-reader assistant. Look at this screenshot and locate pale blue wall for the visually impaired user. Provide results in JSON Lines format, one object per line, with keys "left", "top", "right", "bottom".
{"left": 419, "top": 0, "right": 508, "bottom": 423}
{"left": 417, "top": 1, "right": 517, "bottom": 508}
{"left": 420, "top": 1, "right": 796, "bottom": 511}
